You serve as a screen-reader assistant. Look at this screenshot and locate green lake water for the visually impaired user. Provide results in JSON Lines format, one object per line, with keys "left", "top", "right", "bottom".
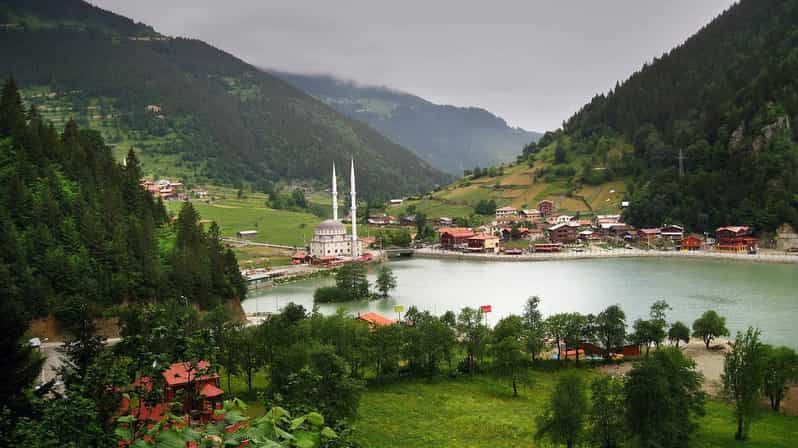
{"left": 243, "top": 257, "right": 798, "bottom": 347}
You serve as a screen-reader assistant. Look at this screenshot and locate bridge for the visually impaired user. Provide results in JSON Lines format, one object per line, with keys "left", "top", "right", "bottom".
{"left": 384, "top": 248, "right": 415, "bottom": 258}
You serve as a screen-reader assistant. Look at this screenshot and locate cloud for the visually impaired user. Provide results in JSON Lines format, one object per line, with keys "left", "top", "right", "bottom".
{"left": 89, "top": 0, "right": 736, "bottom": 131}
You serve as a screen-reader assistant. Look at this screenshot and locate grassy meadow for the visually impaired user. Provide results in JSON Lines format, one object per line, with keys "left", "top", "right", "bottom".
{"left": 352, "top": 372, "right": 798, "bottom": 448}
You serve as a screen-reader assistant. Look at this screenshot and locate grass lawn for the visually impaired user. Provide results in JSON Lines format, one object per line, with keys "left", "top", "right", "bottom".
{"left": 353, "top": 372, "right": 798, "bottom": 448}
{"left": 166, "top": 197, "right": 321, "bottom": 247}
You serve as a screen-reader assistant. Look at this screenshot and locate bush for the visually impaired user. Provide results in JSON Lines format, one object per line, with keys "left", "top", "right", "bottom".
{"left": 313, "top": 286, "right": 352, "bottom": 303}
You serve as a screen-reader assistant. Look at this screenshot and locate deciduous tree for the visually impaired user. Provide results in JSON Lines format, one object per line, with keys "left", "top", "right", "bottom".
{"left": 722, "top": 327, "right": 766, "bottom": 441}
{"left": 692, "top": 310, "right": 729, "bottom": 349}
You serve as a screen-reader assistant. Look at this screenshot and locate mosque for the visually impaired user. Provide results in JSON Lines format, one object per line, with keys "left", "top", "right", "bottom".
{"left": 309, "top": 160, "right": 361, "bottom": 258}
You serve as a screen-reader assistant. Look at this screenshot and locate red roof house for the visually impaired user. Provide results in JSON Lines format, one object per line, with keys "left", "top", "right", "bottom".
{"left": 357, "top": 312, "right": 395, "bottom": 328}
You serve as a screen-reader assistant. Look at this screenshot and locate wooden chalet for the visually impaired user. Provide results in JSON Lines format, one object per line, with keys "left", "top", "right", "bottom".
{"left": 681, "top": 234, "right": 704, "bottom": 251}
{"left": 495, "top": 206, "right": 518, "bottom": 218}
{"left": 291, "top": 252, "right": 311, "bottom": 265}
{"left": 439, "top": 227, "right": 475, "bottom": 250}
{"left": 716, "top": 226, "right": 758, "bottom": 253}
{"left": 637, "top": 228, "right": 661, "bottom": 244}
{"left": 547, "top": 223, "right": 578, "bottom": 244}
{"left": 660, "top": 224, "right": 684, "bottom": 242}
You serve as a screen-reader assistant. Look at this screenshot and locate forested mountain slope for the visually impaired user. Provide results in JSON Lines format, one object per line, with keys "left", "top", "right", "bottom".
{"left": 273, "top": 71, "right": 541, "bottom": 175}
{"left": 0, "top": 0, "right": 449, "bottom": 198}
{"left": 523, "top": 0, "right": 798, "bottom": 232}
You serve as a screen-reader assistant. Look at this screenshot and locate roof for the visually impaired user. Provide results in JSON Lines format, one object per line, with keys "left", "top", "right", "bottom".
{"left": 292, "top": 252, "right": 308, "bottom": 259}
{"left": 638, "top": 228, "right": 661, "bottom": 235}
{"left": 439, "top": 227, "right": 474, "bottom": 238}
{"left": 357, "top": 312, "right": 395, "bottom": 327}
{"left": 316, "top": 219, "right": 346, "bottom": 232}
{"left": 548, "top": 223, "right": 570, "bottom": 231}
{"left": 162, "top": 361, "right": 215, "bottom": 387}
{"left": 537, "top": 199, "right": 554, "bottom": 205}
{"left": 199, "top": 383, "right": 224, "bottom": 398}
{"left": 468, "top": 234, "right": 499, "bottom": 241}
{"left": 496, "top": 206, "right": 517, "bottom": 212}
{"left": 717, "top": 226, "right": 751, "bottom": 234}
{"left": 237, "top": 230, "right": 258, "bottom": 235}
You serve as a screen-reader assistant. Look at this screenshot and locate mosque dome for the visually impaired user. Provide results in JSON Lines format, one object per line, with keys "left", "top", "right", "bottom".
{"left": 315, "top": 219, "right": 346, "bottom": 235}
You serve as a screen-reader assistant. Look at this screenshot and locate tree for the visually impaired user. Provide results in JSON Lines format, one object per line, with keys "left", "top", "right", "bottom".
{"left": 491, "top": 315, "right": 526, "bottom": 397}
{"left": 457, "top": 307, "right": 489, "bottom": 374}
{"left": 630, "top": 319, "right": 664, "bottom": 357}
{"left": 625, "top": 347, "right": 705, "bottom": 448}
{"left": 545, "top": 313, "right": 569, "bottom": 362}
{"left": 232, "top": 325, "right": 262, "bottom": 393}
{"left": 374, "top": 263, "right": 397, "bottom": 298}
{"left": 368, "top": 324, "right": 403, "bottom": 375}
{"left": 562, "top": 313, "right": 593, "bottom": 364}
{"left": 762, "top": 345, "right": 798, "bottom": 412}
{"left": 595, "top": 305, "right": 626, "bottom": 358}
{"left": 589, "top": 376, "right": 625, "bottom": 448}
{"left": 334, "top": 263, "right": 369, "bottom": 299}
{"left": 692, "top": 310, "right": 729, "bottom": 349}
{"left": 649, "top": 300, "right": 671, "bottom": 348}
{"left": 535, "top": 371, "right": 588, "bottom": 448}
{"left": 722, "top": 327, "right": 766, "bottom": 441}
{"left": 522, "top": 296, "right": 546, "bottom": 361}
{"left": 668, "top": 321, "right": 691, "bottom": 348}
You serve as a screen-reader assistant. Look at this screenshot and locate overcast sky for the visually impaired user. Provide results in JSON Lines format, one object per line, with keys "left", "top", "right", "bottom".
{"left": 90, "top": 0, "right": 736, "bottom": 132}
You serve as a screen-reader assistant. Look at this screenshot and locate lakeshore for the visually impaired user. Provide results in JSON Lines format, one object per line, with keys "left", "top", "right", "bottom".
{"left": 415, "top": 246, "right": 798, "bottom": 264}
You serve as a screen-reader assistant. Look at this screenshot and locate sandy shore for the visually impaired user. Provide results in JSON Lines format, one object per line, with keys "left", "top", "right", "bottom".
{"left": 599, "top": 338, "right": 798, "bottom": 415}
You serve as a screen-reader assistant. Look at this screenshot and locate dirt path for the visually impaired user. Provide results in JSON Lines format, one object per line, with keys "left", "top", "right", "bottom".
{"left": 599, "top": 338, "right": 798, "bottom": 415}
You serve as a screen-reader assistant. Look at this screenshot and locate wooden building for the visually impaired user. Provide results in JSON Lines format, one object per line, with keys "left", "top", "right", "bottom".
{"left": 637, "top": 228, "right": 661, "bottom": 245}
{"left": 681, "top": 234, "right": 704, "bottom": 251}
{"left": 660, "top": 224, "right": 684, "bottom": 242}
{"left": 548, "top": 223, "right": 578, "bottom": 244}
{"left": 439, "top": 228, "right": 475, "bottom": 250}
{"left": 716, "top": 226, "right": 758, "bottom": 253}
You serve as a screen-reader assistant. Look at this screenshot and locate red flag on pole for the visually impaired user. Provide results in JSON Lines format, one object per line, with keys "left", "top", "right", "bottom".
{"left": 480, "top": 304, "right": 492, "bottom": 313}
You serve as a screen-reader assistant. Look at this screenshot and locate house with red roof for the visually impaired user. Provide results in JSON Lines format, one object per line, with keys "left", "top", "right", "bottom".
{"left": 439, "top": 227, "right": 475, "bottom": 250}
{"left": 357, "top": 312, "right": 395, "bottom": 329}
{"left": 716, "top": 226, "right": 757, "bottom": 252}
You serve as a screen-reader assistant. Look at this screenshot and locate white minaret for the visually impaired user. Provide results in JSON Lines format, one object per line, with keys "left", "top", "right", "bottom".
{"left": 331, "top": 163, "right": 338, "bottom": 221}
{"left": 350, "top": 159, "right": 358, "bottom": 258}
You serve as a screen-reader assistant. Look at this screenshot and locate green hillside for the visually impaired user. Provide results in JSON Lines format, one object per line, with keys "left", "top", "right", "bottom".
{"left": 0, "top": 0, "right": 450, "bottom": 199}
{"left": 273, "top": 71, "right": 541, "bottom": 175}
{"left": 530, "top": 0, "right": 798, "bottom": 233}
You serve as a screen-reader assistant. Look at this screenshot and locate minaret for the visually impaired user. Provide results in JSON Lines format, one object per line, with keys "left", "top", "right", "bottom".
{"left": 350, "top": 159, "right": 358, "bottom": 258}
{"left": 331, "top": 163, "right": 338, "bottom": 221}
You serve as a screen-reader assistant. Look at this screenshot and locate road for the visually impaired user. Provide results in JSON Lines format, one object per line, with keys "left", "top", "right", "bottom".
{"left": 37, "top": 338, "right": 120, "bottom": 385}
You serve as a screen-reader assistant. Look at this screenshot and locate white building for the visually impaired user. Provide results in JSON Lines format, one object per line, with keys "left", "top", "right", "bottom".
{"left": 309, "top": 162, "right": 362, "bottom": 258}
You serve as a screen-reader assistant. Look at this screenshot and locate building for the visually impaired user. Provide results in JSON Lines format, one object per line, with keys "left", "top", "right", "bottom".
{"left": 389, "top": 199, "right": 404, "bottom": 207}
{"left": 120, "top": 361, "right": 225, "bottom": 427}
{"left": 716, "top": 226, "right": 758, "bottom": 253}
{"left": 555, "top": 215, "right": 574, "bottom": 224}
{"left": 400, "top": 215, "right": 417, "bottom": 226}
{"left": 520, "top": 209, "right": 542, "bottom": 222}
{"left": 537, "top": 200, "right": 555, "bottom": 217}
{"left": 310, "top": 162, "right": 362, "bottom": 258}
{"left": 357, "top": 312, "right": 395, "bottom": 329}
{"left": 660, "top": 225, "right": 684, "bottom": 242}
{"left": 439, "top": 227, "right": 475, "bottom": 250}
{"left": 467, "top": 234, "right": 501, "bottom": 254}
{"left": 578, "top": 230, "right": 600, "bottom": 241}
{"left": 637, "top": 228, "right": 661, "bottom": 245}
{"left": 775, "top": 224, "right": 798, "bottom": 250}
{"left": 532, "top": 243, "right": 562, "bottom": 252}
{"left": 495, "top": 206, "right": 518, "bottom": 218}
{"left": 595, "top": 214, "right": 622, "bottom": 226}
{"left": 140, "top": 179, "right": 186, "bottom": 201}
{"left": 367, "top": 214, "right": 390, "bottom": 226}
{"left": 437, "top": 217, "right": 454, "bottom": 227}
{"left": 234, "top": 230, "right": 256, "bottom": 239}
{"left": 681, "top": 234, "right": 704, "bottom": 251}
{"left": 527, "top": 227, "right": 545, "bottom": 241}
{"left": 548, "top": 223, "right": 578, "bottom": 244}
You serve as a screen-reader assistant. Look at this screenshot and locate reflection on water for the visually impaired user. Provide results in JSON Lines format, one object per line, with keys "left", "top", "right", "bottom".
{"left": 244, "top": 257, "right": 798, "bottom": 347}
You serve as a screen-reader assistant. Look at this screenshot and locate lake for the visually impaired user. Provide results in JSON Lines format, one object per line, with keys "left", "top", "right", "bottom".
{"left": 243, "top": 257, "right": 798, "bottom": 347}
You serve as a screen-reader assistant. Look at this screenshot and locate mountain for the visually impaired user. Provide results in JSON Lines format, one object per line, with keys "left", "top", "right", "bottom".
{"left": 271, "top": 71, "right": 541, "bottom": 175}
{"left": 514, "top": 0, "right": 798, "bottom": 233}
{"left": 0, "top": 0, "right": 450, "bottom": 199}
